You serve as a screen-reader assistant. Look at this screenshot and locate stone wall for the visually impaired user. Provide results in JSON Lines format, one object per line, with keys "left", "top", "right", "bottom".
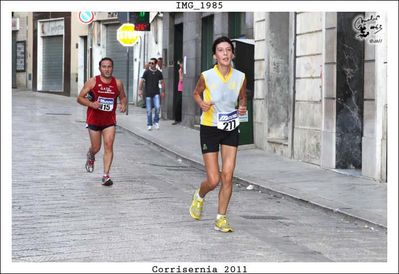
{"left": 293, "top": 12, "right": 323, "bottom": 164}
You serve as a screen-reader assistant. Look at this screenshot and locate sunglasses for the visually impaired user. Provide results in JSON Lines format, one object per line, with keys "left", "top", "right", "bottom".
{"left": 149, "top": 62, "right": 155, "bottom": 65}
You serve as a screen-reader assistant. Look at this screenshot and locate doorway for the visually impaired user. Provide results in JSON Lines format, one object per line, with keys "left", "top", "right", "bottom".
{"left": 173, "top": 23, "right": 183, "bottom": 122}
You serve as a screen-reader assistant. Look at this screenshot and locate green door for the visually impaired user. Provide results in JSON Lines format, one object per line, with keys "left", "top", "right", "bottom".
{"left": 201, "top": 15, "right": 214, "bottom": 71}
{"left": 233, "top": 39, "right": 254, "bottom": 145}
{"left": 228, "top": 12, "right": 242, "bottom": 39}
{"left": 238, "top": 90, "right": 254, "bottom": 145}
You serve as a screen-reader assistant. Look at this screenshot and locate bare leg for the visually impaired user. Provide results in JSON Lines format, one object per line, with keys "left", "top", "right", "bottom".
{"left": 88, "top": 129, "right": 102, "bottom": 155}
{"left": 199, "top": 152, "right": 220, "bottom": 198}
{"left": 102, "top": 126, "right": 116, "bottom": 175}
{"left": 218, "top": 145, "right": 238, "bottom": 215}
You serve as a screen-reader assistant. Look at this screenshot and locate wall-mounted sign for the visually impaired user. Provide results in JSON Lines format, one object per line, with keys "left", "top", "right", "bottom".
{"left": 117, "top": 12, "right": 150, "bottom": 31}
{"left": 129, "top": 12, "right": 150, "bottom": 31}
{"left": 78, "top": 11, "right": 94, "bottom": 24}
{"left": 12, "top": 18, "right": 19, "bottom": 31}
{"left": 40, "top": 19, "right": 64, "bottom": 36}
{"left": 16, "top": 41, "right": 26, "bottom": 72}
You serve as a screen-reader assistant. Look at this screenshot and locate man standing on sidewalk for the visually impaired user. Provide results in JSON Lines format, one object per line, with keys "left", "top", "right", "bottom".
{"left": 138, "top": 58, "right": 165, "bottom": 130}
{"left": 156, "top": 57, "right": 163, "bottom": 72}
{"left": 77, "top": 57, "right": 127, "bottom": 186}
{"left": 141, "top": 62, "right": 150, "bottom": 109}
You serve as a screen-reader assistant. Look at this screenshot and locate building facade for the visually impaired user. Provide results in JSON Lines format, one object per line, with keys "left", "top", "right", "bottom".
{"left": 253, "top": 12, "right": 387, "bottom": 182}
{"left": 12, "top": 11, "right": 387, "bottom": 182}
{"left": 160, "top": 11, "right": 387, "bottom": 182}
{"left": 12, "top": 12, "right": 31, "bottom": 90}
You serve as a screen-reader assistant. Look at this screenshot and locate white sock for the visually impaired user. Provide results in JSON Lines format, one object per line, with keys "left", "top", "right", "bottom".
{"left": 196, "top": 190, "right": 203, "bottom": 201}
{"left": 217, "top": 214, "right": 226, "bottom": 219}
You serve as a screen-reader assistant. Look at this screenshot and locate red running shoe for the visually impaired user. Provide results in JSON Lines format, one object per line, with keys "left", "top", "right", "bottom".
{"left": 102, "top": 175, "right": 113, "bottom": 186}
{"left": 85, "top": 150, "right": 95, "bottom": 173}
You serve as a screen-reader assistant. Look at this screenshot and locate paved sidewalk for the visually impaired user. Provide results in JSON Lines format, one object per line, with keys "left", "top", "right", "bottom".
{"left": 116, "top": 104, "right": 387, "bottom": 229}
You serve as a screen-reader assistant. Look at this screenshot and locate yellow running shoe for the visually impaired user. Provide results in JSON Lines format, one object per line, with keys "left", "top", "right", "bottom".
{"left": 189, "top": 189, "right": 204, "bottom": 220}
{"left": 214, "top": 216, "right": 234, "bottom": 232}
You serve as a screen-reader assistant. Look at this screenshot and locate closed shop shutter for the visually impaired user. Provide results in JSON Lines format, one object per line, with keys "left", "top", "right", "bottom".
{"left": 12, "top": 32, "right": 17, "bottom": 88}
{"left": 42, "top": 35, "right": 63, "bottom": 91}
{"left": 106, "top": 24, "right": 133, "bottom": 101}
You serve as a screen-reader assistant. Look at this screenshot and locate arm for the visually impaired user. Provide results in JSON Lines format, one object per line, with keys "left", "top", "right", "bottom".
{"left": 117, "top": 79, "right": 127, "bottom": 113}
{"left": 160, "top": 79, "right": 166, "bottom": 98}
{"left": 159, "top": 71, "right": 166, "bottom": 98}
{"left": 193, "top": 74, "right": 213, "bottom": 112}
{"left": 238, "top": 77, "right": 247, "bottom": 115}
{"left": 160, "top": 79, "right": 165, "bottom": 90}
{"left": 138, "top": 78, "right": 145, "bottom": 97}
{"left": 76, "top": 77, "right": 99, "bottom": 109}
{"left": 179, "top": 68, "right": 183, "bottom": 81}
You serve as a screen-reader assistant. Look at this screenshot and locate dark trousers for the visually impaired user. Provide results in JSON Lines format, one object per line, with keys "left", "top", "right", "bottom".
{"left": 174, "top": 92, "right": 182, "bottom": 122}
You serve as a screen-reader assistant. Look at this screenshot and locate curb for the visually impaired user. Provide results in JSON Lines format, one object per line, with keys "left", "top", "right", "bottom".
{"left": 118, "top": 125, "right": 387, "bottom": 231}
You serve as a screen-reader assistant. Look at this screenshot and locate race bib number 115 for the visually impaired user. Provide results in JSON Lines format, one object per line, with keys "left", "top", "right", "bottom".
{"left": 217, "top": 110, "right": 240, "bottom": 131}
{"left": 98, "top": 97, "right": 114, "bottom": 112}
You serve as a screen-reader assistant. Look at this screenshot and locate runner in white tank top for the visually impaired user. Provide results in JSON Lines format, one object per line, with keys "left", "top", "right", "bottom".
{"left": 190, "top": 36, "right": 247, "bottom": 233}
{"left": 200, "top": 64, "right": 245, "bottom": 128}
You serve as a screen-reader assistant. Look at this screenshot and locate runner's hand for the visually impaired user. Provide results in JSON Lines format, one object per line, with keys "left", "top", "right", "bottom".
{"left": 200, "top": 101, "right": 214, "bottom": 112}
{"left": 119, "top": 103, "right": 126, "bottom": 113}
{"left": 90, "top": 101, "right": 101, "bottom": 109}
{"left": 238, "top": 105, "right": 247, "bottom": 115}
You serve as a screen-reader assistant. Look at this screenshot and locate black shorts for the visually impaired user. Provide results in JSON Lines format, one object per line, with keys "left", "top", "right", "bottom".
{"left": 86, "top": 124, "right": 115, "bottom": 131}
{"left": 200, "top": 125, "right": 239, "bottom": 154}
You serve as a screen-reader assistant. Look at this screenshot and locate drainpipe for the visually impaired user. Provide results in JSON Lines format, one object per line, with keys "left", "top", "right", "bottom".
{"left": 88, "top": 22, "right": 94, "bottom": 78}
{"left": 290, "top": 12, "right": 297, "bottom": 159}
{"left": 136, "top": 35, "right": 142, "bottom": 105}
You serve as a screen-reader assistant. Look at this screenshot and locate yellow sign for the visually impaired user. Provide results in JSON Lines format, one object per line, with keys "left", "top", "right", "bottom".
{"left": 117, "top": 23, "right": 139, "bottom": 46}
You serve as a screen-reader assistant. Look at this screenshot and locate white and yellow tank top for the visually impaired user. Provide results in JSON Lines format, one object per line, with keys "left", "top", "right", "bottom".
{"left": 200, "top": 65, "right": 245, "bottom": 127}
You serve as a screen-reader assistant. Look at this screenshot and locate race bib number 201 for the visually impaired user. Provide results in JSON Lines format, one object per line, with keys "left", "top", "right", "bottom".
{"left": 217, "top": 110, "right": 240, "bottom": 131}
{"left": 98, "top": 97, "right": 114, "bottom": 112}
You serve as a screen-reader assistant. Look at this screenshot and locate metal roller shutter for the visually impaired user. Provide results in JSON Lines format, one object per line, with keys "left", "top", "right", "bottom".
{"left": 12, "top": 32, "right": 17, "bottom": 88}
{"left": 106, "top": 24, "right": 133, "bottom": 102}
{"left": 42, "top": 35, "right": 63, "bottom": 91}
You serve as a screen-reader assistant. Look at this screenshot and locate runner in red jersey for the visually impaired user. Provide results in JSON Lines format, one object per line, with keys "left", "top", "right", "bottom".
{"left": 86, "top": 75, "right": 119, "bottom": 127}
{"left": 77, "top": 57, "right": 127, "bottom": 186}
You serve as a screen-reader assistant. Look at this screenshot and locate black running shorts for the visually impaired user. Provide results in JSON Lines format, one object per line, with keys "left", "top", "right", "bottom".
{"left": 200, "top": 125, "right": 239, "bottom": 154}
{"left": 86, "top": 124, "right": 115, "bottom": 131}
